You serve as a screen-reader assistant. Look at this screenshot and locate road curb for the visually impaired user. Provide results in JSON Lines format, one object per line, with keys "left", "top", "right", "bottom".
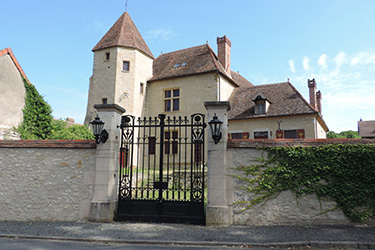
{"left": 1, "top": 234, "right": 375, "bottom": 249}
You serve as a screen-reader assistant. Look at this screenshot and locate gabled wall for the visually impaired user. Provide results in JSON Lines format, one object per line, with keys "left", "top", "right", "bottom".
{"left": 0, "top": 53, "right": 26, "bottom": 128}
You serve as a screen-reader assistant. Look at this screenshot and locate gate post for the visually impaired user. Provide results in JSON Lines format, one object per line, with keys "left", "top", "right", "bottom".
{"left": 89, "top": 104, "right": 125, "bottom": 222}
{"left": 204, "top": 101, "right": 232, "bottom": 225}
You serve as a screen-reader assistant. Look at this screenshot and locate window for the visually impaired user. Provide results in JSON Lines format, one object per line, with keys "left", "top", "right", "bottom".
{"left": 102, "top": 98, "right": 108, "bottom": 104}
{"left": 194, "top": 143, "right": 203, "bottom": 163}
{"left": 230, "top": 132, "right": 249, "bottom": 139}
{"left": 253, "top": 94, "right": 269, "bottom": 115}
{"left": 148, "top": 137, "right": 156, "bottom": 155}
{"left": 123, "top": 61, "right": 130, "bottom": 71}
{"left": 105, "top": 52, "right": 110, "bottom": 60}
{"left": 164, "top": 89, "right": 180, "bottom": 112}
{"left": 256, "top": 102, "right": 266, "bottom": 114}
{"left": 284, "top": 130, "right": 297, "bottom": 139}
{"left": 140, "top": 83, "right": 144, "bottom": 94}
{"left": 254, "top": 131, "right": 269, "bottom": 139}
{"left": 164, "top": 131, "right": 178, "bottom": 155}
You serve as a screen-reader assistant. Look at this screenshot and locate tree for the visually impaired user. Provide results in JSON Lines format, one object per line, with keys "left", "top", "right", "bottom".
{"left": 327, "top": 130, "right": 360, "bottom": 139}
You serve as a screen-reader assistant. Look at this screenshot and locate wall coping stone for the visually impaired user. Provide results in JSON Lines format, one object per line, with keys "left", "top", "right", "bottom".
{"left": 228, "top": 138, "right": 375, "bottom": 148}
{"left": 0, "top": 140, "right": 97, "bottom": 148}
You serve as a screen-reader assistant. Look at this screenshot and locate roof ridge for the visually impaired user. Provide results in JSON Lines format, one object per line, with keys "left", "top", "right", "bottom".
{"left": 156, "top": 44, "right": 208, "bottom": 58}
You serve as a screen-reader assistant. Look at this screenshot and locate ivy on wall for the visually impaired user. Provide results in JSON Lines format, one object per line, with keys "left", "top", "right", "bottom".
{"left": 17, "top": 78, "right": 94, "bottom": 140}
{"left": 18, "top": 78, "right": 53, "bottom": 139}
{"left": 234, "top": 144, "right": 375, "bottom": 222}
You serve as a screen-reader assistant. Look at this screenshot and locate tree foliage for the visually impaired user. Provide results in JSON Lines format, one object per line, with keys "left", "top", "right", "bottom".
{"left": 327, "top": 130, "right": 360, "bottom": 139}
{"left": 49, "top": 119, "right": 94, "bottom": 140}
{"left": 234, "top": 144, "right": 375, "bottom": 222}
{"left": 18, "top": 78, "right": 53, "bottom": 139}
{"left": 17, "top": 78, "right": 94, "bottom": 140}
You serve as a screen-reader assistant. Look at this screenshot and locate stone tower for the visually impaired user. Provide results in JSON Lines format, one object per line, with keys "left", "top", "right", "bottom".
{"left": 84, "top": 12, "right": 154, "bottom": 125}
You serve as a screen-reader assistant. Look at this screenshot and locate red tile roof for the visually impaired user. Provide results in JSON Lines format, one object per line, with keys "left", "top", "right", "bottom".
{"left": 149, "top": 44, "right": 237, "bottom": 86}
{"left": 92, "top": 12, "right": 154, "bottom": 59}
{"left": 228, "top": 81, "right": 318, "bottom": 120}
{"left": 0, "top": 47, "right": 30, "bottom": 83}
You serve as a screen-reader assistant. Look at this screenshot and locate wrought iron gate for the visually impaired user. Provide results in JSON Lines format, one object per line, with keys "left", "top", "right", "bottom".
{"left": 117, "top": 113, "right": 206, "bottom": 225}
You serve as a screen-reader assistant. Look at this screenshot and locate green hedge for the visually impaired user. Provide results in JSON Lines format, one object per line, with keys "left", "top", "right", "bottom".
{"left": 234, "top": 144, "right": 375, "bottom": 222}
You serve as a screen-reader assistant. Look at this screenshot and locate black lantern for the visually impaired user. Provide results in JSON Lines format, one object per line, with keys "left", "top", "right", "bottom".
{"left": 208, "top": 113, "right": 223, "bottom": 144}
{"left": 90, "top": 115, "right": 109, "bottom": 144}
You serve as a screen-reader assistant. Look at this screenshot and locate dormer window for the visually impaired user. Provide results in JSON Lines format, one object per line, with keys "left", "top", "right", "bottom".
{"left": 253, "top": 94, "right": 270, "bottom": 115}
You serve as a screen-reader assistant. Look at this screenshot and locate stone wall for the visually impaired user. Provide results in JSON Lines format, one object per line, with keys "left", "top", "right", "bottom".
{"left": 226, "top": 139, "right": 375, "bottom": 226}
{"left": 0, "top": 140, "right": 96, "bottom": 221}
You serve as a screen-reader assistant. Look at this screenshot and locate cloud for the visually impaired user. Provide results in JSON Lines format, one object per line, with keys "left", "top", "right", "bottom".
{"left": 146, "top": 28, "right": 174, "bottom": 41}
{"left": 287, "top": 49, "right": 375, "bottom": 132}
{"left": 318, "top": 54, "right": 328, "bottom": 69}
{"left": 288, "top": 59, "right": 296, "bottom": 73}
{"left": 302, "top": 56, "right": 311, "bottom": 71}
{"left": 334, "top": 51, "right": 346, "bottom": 69}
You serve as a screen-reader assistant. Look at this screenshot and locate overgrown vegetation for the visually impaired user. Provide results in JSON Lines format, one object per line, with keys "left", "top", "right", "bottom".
{"left": 48, "top": 119, "right": 94, "bottom": 140}
{"left": 17, "top": 78, "right": 94, "bottom": 140}
{"left": 234, "top": 144, "right": 375, "bottom": 222}
{"left": 327, "top": 130, "right": 360, "bottom": 138}
{"left": 17, "top": 78, "right": 53, "bottom": 139}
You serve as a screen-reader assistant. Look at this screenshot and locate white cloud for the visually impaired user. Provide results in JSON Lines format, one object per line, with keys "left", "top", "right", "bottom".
{"left": 334, "top": 51, "right": 346, "bottom": 69}
{"left": 288, "top": 50, "right": 375, "bottom": 132}
{"left": 146, "top": 28, "right": 173, "bottom": 41}
{"left": 302, "top": 56, "right": 311, "bottom": 71}
{"left": 318, "top": 54, "right": 328, "bottom": 69}
{"left": 288, "top": 59, "right": 296, "bottom": 73}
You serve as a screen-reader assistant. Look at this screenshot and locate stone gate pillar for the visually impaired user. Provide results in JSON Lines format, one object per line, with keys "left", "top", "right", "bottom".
{"left": 89, "top": 104, "right": 125, "bottom": 222}
{"left": 204, "top": 101, "right": 232, "bottom": 225}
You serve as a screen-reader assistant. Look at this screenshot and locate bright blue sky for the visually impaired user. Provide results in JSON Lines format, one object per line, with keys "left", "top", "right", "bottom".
{"left": 1, "top": 0, "right": 375, "bottom": 132}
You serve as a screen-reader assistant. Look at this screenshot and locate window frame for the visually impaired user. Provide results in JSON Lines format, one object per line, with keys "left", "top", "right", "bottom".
{"left": 122, "top": 61, "right": 130, "bottom": 72}
{"left": 254, "top": 131, "right": 269, "bottom": 139}
{"left": 164, "top": 130, "right": 178, "bottom": 155}
{"left": 164, "top": 88, "right": 180, "bottom": 112}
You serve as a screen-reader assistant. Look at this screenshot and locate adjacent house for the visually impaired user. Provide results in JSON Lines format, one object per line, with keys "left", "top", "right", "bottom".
{"left": 84, "top": 11, "right": 328, "bottom": 139}
{"left": 0, "top": 48, "right": 28, "bottom": 130}
{"left": 358, "top": 120, "right": 375, "bottom": 139}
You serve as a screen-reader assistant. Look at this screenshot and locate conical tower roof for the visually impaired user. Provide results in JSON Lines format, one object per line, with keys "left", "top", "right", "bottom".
{"left": 92, "top": 12, "right": 154, "bottom": 59}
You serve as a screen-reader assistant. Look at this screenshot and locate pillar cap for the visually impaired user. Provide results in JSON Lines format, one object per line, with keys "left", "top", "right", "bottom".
{"left": 94, "top": 104, "right": 126, "bottom": 114}
{"left": 204, "top": 101, "right": 231, "bottom": 111}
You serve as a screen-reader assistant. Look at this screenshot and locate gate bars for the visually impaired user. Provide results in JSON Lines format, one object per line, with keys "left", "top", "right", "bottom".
{"left": 117, "top": 113, "right": 206, "bottom": 224}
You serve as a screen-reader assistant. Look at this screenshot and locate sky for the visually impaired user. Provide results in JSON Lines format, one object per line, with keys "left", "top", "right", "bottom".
{"left": 1, "top": 0, "right": 375, "bottom": 133}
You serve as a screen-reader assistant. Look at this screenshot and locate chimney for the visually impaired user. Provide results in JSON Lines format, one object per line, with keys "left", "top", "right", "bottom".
{"left": 217, "top": 35, "right": 231, "bottom": 75}
{"left": 316, "top": 90, "right": 322, "bottom": 114}
{"left": 308, "top": 79, "right": 317, "bottom": 110}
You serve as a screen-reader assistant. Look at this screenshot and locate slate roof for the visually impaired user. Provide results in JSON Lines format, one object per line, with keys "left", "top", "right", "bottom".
{"left": 148, "top": 44, "right": 237, "bottom": 86}
{"left": 92, "top": 12, "right": 154, "bottom": 59}
{"left": 228, "top": 81, "right": 317, "bottom": 120}
{"left": 358, "top": 120, "right": 375, "bottom": 138}
{"left": 0, "top": 47, "right": 30, "bottom": 83}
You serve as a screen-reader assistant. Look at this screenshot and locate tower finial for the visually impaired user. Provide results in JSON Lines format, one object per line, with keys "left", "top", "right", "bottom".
{"left": 125, "top": 0, "right": 128, "bottom": 11}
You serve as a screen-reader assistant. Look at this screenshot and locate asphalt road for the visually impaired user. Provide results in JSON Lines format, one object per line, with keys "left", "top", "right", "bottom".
{"left": 0, "top": 238, "right": 329, "bottom": 250}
